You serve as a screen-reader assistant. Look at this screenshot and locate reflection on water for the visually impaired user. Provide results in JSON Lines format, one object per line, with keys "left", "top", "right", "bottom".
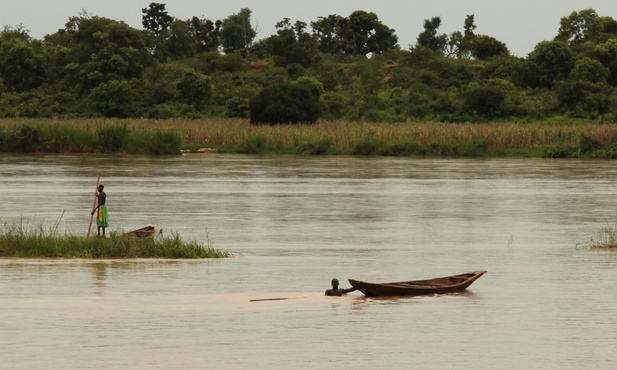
{"left": 91, "top": 263, "right": 107, "bottom": 295}
{"left": 2, "top": 154, "right": 617, "bottom": 369}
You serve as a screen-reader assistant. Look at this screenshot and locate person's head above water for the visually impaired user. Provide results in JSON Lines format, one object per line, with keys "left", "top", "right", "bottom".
{"left": 325, "top": 277, "right": 355, "bottom": 296}
{"left": 331, "top": 278, "right": 339, "bottom": 289}
{"left": 98, "top": 184, "right": 104, "bottom": 192}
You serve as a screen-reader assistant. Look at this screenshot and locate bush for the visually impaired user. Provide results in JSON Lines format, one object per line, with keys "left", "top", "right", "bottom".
{"left": 590, "top": 145, "right": 617, "bottom": 158}
{"left": 287, "top": 63, "right": 306, "bottom": 79}
{"left": 225, "top": 97, "right": 249, "bottom": 118}
{"left": 89, "top": 80, "right": 137, "bottom": 118}
{"left": 145, "top": 104, "right": 176, "bottom": 119}
{"left": 578, "top": 133, "right": 602, "bottom": 154}
{"left": 249, "top": 83, "right": 322, "bottom": 124}
{"left": 175, "top": 69, "right": 212, "bottom": 111}
{"left": 464, "top": 83, "right": 505, "bottom": 118}
{"left": 0, "top": 91, "right": 62, "bottom": 118}
{"left": 321, "top": 92, "right": 346, "bottom": 120}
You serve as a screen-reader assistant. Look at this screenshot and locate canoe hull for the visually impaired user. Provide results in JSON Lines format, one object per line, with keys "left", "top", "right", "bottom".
{"left": 349, "top": 270, "right": 487, "bottom": 297}
{"left": 122, "top": 224, "right": 158, "bottom": 239}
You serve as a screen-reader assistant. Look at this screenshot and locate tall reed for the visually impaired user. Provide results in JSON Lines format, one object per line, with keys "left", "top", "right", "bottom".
{"left": 2, "top": 118, "right": 617, "bottom": 157}
{"left": 576, "top": 221, "right": 617, "bottom": 250}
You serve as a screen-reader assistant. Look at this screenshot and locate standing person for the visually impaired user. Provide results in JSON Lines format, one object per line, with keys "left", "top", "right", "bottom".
{"left": 325, "top": 278, "right": 356, "bottom": 296}
{"left": 91, "top": 184, "right": 108, "bottom": 237}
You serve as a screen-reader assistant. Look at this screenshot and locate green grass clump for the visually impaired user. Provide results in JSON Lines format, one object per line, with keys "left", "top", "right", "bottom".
{"left": 576, "top": 222, "right": 617, "bottom": 250}
{"left": 0, "top": 221, "right": 232, "bottom": 259}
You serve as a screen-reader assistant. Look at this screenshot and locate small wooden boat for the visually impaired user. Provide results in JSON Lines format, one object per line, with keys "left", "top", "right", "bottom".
{"left": 122, "top": 224, "right": 158, "bottom": 239}
{"left": 349, "top": 270, "right": 487, "bottom": 297}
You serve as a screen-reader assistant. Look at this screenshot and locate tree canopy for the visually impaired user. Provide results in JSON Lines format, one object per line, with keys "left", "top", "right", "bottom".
{"left": 1, "top": 4, "right": 617, "bottom": 124}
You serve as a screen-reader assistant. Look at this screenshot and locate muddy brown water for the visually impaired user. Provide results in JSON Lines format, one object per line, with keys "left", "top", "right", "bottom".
{"left": 1, "top": 154, "right": 617, "bottom": 369}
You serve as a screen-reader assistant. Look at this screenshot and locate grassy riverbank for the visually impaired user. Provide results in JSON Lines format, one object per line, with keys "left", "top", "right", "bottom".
{"left": 0, "top": 222, "right": 232, "bottom": 259}
{"left": 2, "top": 118, "right": 617, "bottom": 157}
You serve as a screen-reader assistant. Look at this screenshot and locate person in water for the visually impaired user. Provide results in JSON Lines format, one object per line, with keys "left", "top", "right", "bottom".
{"left": 325, "top": 278, "right": 356, "bottom": 296}
{"left": 91, "top": 184, "right": 108, "bottom": 237}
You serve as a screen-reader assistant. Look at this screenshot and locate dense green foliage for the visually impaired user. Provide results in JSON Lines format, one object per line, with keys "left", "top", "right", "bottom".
{"left": 1, "top": 5, "right": 617, "bottom": 124}
{"left": 0, "top": 220, "right": 232, "bottom": 258}
{"left": 249, "top": 83, "right": 321, "bottom": 124}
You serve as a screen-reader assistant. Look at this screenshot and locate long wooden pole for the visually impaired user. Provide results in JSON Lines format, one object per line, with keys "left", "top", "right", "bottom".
{"left": 87, "top": 173, "right": 101, "bottom": 237}
{"left": 250, "top": 298, "right": 288, "bottom": 302}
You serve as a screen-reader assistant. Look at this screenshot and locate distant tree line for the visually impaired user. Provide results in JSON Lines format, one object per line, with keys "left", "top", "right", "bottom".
{"left": 0, "top": 4, "right": 616, "bottom": 124}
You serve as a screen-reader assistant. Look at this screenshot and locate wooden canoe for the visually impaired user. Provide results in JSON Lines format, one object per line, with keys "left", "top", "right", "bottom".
{"left": 349, "top": 270, "right": 487, "bottom": 297}
{"left": 122, "top": 224, "right": 158, "bottom": 239}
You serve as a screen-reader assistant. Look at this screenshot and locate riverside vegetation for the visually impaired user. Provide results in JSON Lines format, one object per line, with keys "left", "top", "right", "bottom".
{"left": 1, "top": 7, "right": 617, "bottom": 125}
{"left": 3, "top": 6, "right": 617, "bottom": 158}
{"left": 576, "top": 221, "right": 617, "bottom": 250}
{"left": 0, "top": 220, "right": 232, "bottom": 259}
{"left": 2, "top": 118, "right": 617, "bottom": 158}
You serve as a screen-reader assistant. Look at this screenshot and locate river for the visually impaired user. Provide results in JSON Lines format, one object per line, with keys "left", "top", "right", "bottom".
{"left": 1, "top": 153, "right": 617, "bottom": 369}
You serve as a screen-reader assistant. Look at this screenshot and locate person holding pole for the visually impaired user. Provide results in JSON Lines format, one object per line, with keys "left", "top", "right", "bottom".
{"left": 91, "top": 184, "right": 108, "bottom": 237}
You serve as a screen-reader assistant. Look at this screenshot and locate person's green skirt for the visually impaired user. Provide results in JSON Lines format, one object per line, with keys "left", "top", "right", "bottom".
{"left": 97, "top": 205, "right": 109, "bottom": 228}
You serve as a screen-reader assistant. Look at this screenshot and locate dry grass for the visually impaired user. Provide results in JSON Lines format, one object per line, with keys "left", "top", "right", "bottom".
{"left": 2, "top": 118, "right": 617, "bottom": 155}
{"left": 576, "top": 222, "right": 617, "bottom": 250}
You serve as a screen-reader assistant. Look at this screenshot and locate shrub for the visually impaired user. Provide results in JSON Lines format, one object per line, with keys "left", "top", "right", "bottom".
{"left": 89, "top": 80, "right": 137, "bottom": 118}
{"left": 225, "top": 97, "right": 249, "bottom": 118}
{"left": 175, "top": 69, "right": 212, "bottom": 111}
{"left": 145, "top": 104, "right": 176, "bottom": 119}
{"left": 464, "top": 83, "right": 505, "bottom": 118}
{"left": 321, "top": 92, "right": 346, "bottom": 120}
{"left": 286, "top": 63, "right": 306, "bottom": 79}
{"left": 578, "top": 133, "right": 602, "bottom": 154}
{"left": 591, "top": 145, "right": 617, "bottom": 158}
{"left": 249, "top": 83, "right": 321, "bottom": 124}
